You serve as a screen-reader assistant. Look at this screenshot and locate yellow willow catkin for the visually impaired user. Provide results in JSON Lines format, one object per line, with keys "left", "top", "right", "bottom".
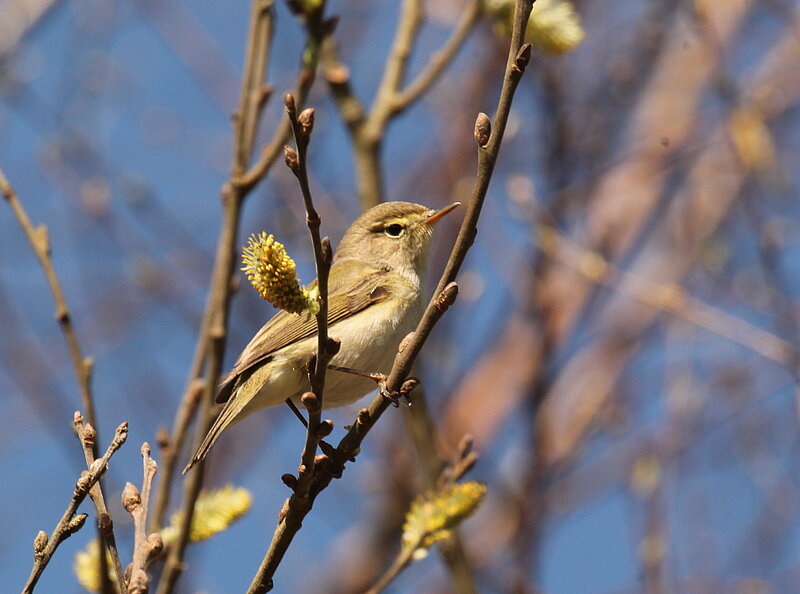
{"left": 401, "top": 481, "right": 487, "bottom": 557}
{"left": 241, "top": 232, "right": 317, "bottom": 314}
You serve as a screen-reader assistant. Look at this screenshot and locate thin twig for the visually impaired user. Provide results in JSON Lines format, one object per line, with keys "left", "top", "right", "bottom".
{"left": 246, "top": 94, "right": 334, "bottom": 594}
{"left": 322, "top": 0, "right": 482, "bottom": 208}
{"left": 73, "top": 413, "right": 126, "bottom": 592}
{"left": 23, "top": 422, "right": 129, "bottom": 594}
{"left": 125, "top": 444, "right": 161, "bottom": 594}
{"left": 365, "top": 548, "right": 415, "bottom": 594}
{"left": 388, "top": 0, "right": 483, "bottom": 115}
{"left": 0, "top": 168, "right": 99, "bottom": 434}
{"left": 283, "top": 93, "right": 333, "bottom": 499}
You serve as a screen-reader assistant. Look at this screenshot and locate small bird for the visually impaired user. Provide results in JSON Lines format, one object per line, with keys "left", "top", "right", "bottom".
{"left": 184, "top": 201, "right": 460, "bottom": 472}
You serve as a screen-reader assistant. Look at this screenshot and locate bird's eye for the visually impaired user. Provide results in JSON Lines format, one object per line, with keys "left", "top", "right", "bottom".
{"left": 384, "top": 223, "right": 404, "bottom": 237}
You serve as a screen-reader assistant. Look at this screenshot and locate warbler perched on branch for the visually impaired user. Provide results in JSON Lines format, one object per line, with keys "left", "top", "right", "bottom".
{"left": 184, "top": 201, "right": 460, "bottom": 472}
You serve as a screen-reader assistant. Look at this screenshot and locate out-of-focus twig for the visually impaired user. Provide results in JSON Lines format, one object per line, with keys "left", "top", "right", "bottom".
{"left": 322, "top": 0, "right": 482, "bottom": 208}
{"left": 536, "top": 223, "right": 800, "bottom": 367}
{"left": 0, "top": 168, "right": 99, "bottom": 438}
{"left": 23, "top": 421, "right": 128, "bottom": 594}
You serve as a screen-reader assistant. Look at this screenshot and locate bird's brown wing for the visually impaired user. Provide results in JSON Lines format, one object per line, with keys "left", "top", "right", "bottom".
{"left": 215, "top": 272, "right": 393, "bottom": 403}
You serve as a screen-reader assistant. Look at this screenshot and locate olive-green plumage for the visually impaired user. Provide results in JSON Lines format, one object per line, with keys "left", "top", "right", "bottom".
{"left": 184, "top": 201, "right": 459, "bottom": 472}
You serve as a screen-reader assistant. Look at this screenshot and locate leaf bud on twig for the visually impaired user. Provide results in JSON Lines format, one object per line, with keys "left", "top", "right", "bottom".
{"left": 316, "top": 419, "right": 334, "bottom": 438}
{"left": 474, "top": 112, "right": 491, "bottom": 148}
{"left": 298, "top": 108, "right": 315, "bottom": 139}
{"left": 284, "top": 93, "right": 296, "bottom": 116}
{"left": 122, "top": 482, "right": 142, "bottom": 512}
{"left": 300, "top": 392, "right": 320, "bottom": 412}
{"left": 67, "top": 513, "right": 88, "bottom": 535}
{"left": 281, "top": 473, "right": 298, "bottom": 490}
{"left": 326, "top": 336, "right": 341, "bottom": 357}
{"left": 513, "top": 43, "right": 532, "bottom": 74}
{"left": 33, "top": 531, "right": 48, "bottom": 556}
{"left": 284, "top": 145, "right": 300, "bottom": 173}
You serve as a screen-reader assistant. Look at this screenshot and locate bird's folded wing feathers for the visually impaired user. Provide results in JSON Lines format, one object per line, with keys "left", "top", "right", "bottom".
{"left": 215, "top": 271, "right": 394, "bottom": 403}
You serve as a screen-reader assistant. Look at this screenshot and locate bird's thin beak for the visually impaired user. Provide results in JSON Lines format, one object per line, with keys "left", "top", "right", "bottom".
{"left": 423, "top": 202, "right": 461, "bottom": 226}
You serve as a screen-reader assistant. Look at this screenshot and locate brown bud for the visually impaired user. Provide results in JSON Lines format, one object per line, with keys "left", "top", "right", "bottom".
{"left": 33, "top": 530, "right": 48, "bottom": 555}
{"left": 326, "top": 337, "right": 341, "bottom": 357}
{"left": 73, "top": 411, "right": 84, "bottom": 427}
{"left": 434, "top": 282, "right": 459, "bottom": 312}
{"left": 400, "top": 377, "right": 419, "bottom": 398}
{"left": 82, "top": 423, "right": 96, "bottom": 448}
{"left": 98, "top": 512, "right": 113, "bottom": 535}
{"left": 474, "top": 112, "right": 491, "bottom": 147}
{"left": 314, "top": 453, "right": 329, "bottom": 467}
{"left": 75, "top": 471, "right": 93, "bottom": 495}
{"left": 122, "top": 482, "right": 142, "bottom": 512}
{"left": 284, "top": 145, "right": 299, "bottom": 173}
{"left": 356, "top": 408, "right": 370, "bottom": 427}
{"left": 147, "top": 533, "right": 164, "bottom": 559}
{"left": 398, "top": 332, "right": 414, "bottom": 353}
{"left": 298, "top": 463, "right": 309, "bottom": 477}
{"left": 300, "top": 392, "right": 320, "bottom": 412}
{"left": 67, "top": 513, "right": 88, "bottom": 535}
{"left": 316, "top": 420, "right": 334, "bottom": 438}
{"left": 298, "top": 108, "right": 315, "bottom": 138}
{"left": 325, "top": 63, "right": 350, "bottom": 85}
{"left": 284, "top": 93, "right": 296, "bottom": 116}
{"left": 281, "top": 473, "right": 298, "bottom": 490}
{"left": 318, "top": 440, "right": 335, "bottom": 457}
{"left": 514, "top": 43, "right": 532, "bottom": 74}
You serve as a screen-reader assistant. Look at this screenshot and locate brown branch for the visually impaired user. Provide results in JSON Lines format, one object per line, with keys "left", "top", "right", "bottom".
{"left": 370, "top": 0, "right": 423, "bottom": 126}
{"left": 73, "top": 413, "right": 126, "bottom": 592}
{"left": 155, "top": 3, "right": 331, "bottom": 592}
{"left": 0, "top": 168, "right": 99, "bottom": 436}
{"left": 245, "top": 94, "right": 335, "bottom": 594}
{"left": 23, "top": 421, "right": 129, "bottom": 594}
{"left": 283, "top": 94, "right": 333, "bottom": 497}
{"left": 389, "top": 0, "right": 482, "bottom": 115}
{"left": 365, "top": 548, "right": 416, "bottom": 594}
{"left": 125, "top": 444, "right": 162, "bottom": 594}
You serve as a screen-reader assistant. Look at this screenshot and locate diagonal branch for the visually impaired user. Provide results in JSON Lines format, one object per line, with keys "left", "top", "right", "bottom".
{"left": 0, "top": 168, "right": 99, "bottom": 437}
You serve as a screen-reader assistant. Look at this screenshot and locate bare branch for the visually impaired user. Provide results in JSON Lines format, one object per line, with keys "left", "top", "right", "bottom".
{"left": 23, "top": 422, "right": 129, "bottom": 594}
{"left": 246, "top": 92, "right": 334, "bottom": 594}
{"left": 0, "top": 168, "right": 99, "bottom": 438}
